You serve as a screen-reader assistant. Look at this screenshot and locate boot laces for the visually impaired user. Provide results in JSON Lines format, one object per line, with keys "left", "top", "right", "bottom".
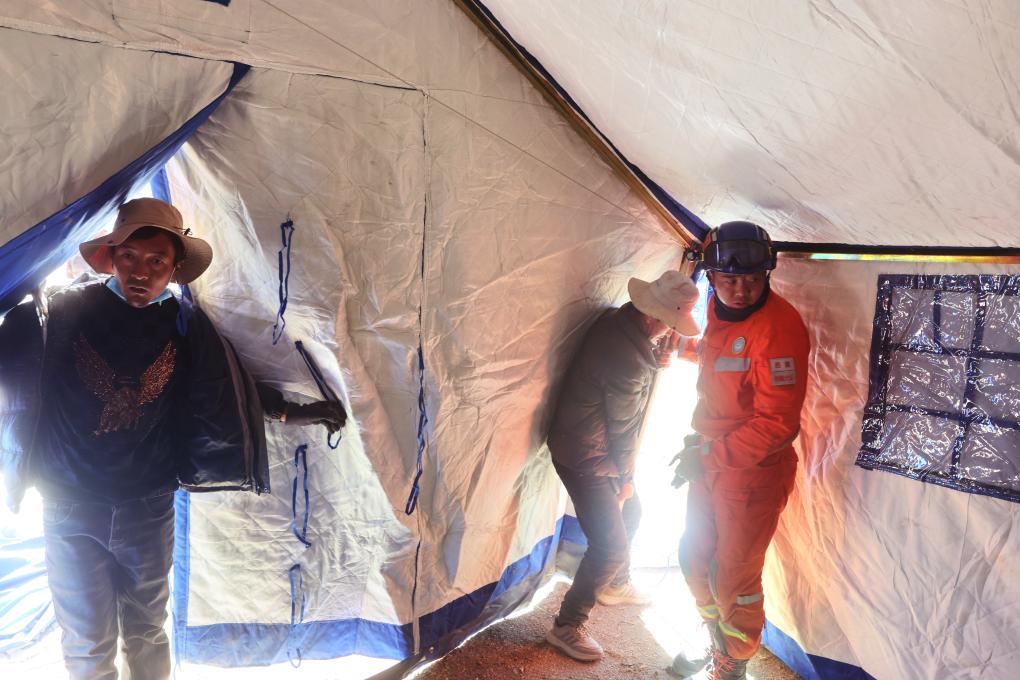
{"left": 709, "top": 646, "right": 738, "bottom": 677}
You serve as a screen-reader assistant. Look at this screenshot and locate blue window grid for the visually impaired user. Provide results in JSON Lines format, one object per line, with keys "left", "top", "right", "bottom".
{"left": 858, "top": 274, "right": 1020, "bottom": 504}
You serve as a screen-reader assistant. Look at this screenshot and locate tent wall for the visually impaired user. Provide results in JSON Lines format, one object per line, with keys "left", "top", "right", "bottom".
{"left": 0, "top": 27, "right": 233, "bottom": 243}
{"left": 5, "top": 2, "right": 1019, "bottom": 678}
{"left": 770, "top": 259, "right": 1020, "bottom": 679}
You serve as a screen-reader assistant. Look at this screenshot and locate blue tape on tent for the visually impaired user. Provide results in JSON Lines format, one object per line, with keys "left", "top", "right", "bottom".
{"left": 174, "top": 516, "right": 566, "bottom": 665}
{"left": 763, "top": 621, "right": 876, "bottom": 680}
{"left": 0, "top": 62, "right": 250, "bottom": 315}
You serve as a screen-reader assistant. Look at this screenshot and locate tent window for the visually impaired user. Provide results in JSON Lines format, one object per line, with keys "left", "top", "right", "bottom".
{"left": 858, "top": 274, "right": 1020, "bottom": 503}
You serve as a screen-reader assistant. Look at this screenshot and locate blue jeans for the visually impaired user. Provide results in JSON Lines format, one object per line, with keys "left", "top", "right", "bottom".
{"left": 553, "top": 463, "right": 641, "bottom": 627}
{"left": 43, "top": 493, "right": 175, "bottom": 680}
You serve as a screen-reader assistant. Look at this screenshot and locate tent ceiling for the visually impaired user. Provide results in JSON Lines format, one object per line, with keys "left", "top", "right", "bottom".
{"left": 480, "top": 0, "right": 1020, "bottom": 248}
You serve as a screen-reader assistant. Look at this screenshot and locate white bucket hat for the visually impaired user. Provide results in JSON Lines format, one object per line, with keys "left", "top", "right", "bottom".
{"left": 628, "top": 270, "right": 701, "bottom": 336}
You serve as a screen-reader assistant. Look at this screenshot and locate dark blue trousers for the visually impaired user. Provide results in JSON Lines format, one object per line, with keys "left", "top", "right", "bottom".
{"left": 43, "top": 493, "right": 175, "bottom": 680}
{"left": 553, "top": 462, "right": 641, "bottom": 627}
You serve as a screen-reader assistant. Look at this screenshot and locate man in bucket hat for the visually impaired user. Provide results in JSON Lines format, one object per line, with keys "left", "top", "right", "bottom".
{"left": 0, "top": 197, "right": 345, "bottom": 679}
{"left": 544, "top": 270, "right": 700, "bottom": 662}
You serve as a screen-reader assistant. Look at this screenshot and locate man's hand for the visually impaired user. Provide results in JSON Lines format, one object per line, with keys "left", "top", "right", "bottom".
{"left": 284, "top": 401, "right": 347, "bottom": 433}
{"left": 617, "top": 481, "right": 634, "bottom": 503}
{"left": 670, "top": 438, "right": 707, "bottom": 488}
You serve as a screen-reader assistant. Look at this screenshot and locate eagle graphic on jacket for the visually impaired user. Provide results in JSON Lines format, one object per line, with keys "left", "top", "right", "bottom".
{"left": 73, "top": 334, "right": 176, "bottom": 435}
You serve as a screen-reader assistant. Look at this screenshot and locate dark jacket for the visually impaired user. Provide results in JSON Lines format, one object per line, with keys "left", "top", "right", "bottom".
{"left": 0, "top": 281, "right": 269, "bottom": 511}
{"left": 548, "top": 303, "right": 672, "bottom": 479}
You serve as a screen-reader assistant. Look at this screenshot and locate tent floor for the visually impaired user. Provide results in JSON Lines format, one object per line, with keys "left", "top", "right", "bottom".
{"left": 414, "top": 567, "right": 799, "bottom": 680}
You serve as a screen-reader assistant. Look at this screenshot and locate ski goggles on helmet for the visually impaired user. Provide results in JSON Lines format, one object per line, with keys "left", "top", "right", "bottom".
{"left": 699, "top": 222, "right": 777, "bottom": 274}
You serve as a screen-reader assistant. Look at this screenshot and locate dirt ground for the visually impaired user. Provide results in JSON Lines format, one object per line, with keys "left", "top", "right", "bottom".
{"left": 413, "top": 570, "right": 800, "bottom": 680}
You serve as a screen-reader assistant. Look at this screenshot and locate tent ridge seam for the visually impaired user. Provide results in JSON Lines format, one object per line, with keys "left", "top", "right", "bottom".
{"left": 0, "top": 17, "right": 416, "bottom": 91}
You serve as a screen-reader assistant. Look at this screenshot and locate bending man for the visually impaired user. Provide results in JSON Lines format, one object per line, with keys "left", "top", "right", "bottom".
{"left": 545, "top": 270, "right": 699, "bottom": 662}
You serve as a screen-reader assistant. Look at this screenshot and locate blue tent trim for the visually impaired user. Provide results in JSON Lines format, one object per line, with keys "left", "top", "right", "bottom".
{"left": 763, "top": 621, "right": 876, "bottom": 680}
{"left": 0, "top": 62, "right": 250, "bottom": 315}
{"left": 558, "top": 513, "right": 585, "bottom": 546}
{"left": 173, "top": 513, "right": 566, "bottom": 665}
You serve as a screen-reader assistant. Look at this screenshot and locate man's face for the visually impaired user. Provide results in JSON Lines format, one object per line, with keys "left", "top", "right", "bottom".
{"left": 111, "top": 232, "right": 177, "bottom": 308}
{"left": 636, "top": 311, "right": 670, "bottom": 342}
{"left": 709, "top": 271, "right": 767, "bottom": 309}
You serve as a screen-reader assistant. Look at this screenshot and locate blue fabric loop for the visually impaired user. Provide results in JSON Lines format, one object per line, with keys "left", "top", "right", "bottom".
{"left": 290, "top": 444, "right": 312, "bottom": 549}
{"left": 404, "top": 345, "right": 428, "bottom": 515}
{"left": 272, "top": 218, "right": 295, "bottom": 345}
{"left": 287, "top": 563, "right": 305, "bottom": 667}
{"left": 294, "top": 340, "right": 344, "bottom": 450}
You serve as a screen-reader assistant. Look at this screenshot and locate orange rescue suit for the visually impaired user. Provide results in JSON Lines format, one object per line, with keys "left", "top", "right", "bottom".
{"left": 680, "top": 288, "right": 810, "bottom": 660}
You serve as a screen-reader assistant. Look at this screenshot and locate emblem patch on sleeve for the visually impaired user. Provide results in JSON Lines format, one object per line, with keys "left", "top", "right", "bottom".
{"left": 769, "top": 357, "right": 796, "bottom": 386}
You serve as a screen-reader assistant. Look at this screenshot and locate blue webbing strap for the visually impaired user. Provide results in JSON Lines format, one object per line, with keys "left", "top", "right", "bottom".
{"left": 287, "top": 563, "right": 305, "bottom": 667}
{"left": 405, "top": 116, "right": 430, "bottom": 518}
{"left": 290, "top": 444, "right": 312, "bottom": 548}
{"left": 287, "top": 443, "right": 311, "bottom": 665}
{"left": 404, "top": 345, "right": 428, "bottom": 515}
{"left": 294, "top": 340, "right": 344, "bottom": 450}
{"left": 272, "top": 218, "right": 296, "bottom": 345}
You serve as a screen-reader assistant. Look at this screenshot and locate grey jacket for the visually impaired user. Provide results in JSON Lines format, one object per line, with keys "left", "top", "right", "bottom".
{"left": 547, "top": 303, "right": 672, "bottom": 479}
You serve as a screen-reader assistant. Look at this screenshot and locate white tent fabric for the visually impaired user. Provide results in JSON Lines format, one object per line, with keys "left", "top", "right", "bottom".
{"left": 2, "top": 1, "right": 1019, "bottom": 679}
{"left": 0, "top": 26, "right": 233, "bottom": 246}
{"left": 481, "top": 0, "right": 1020, "bottom": 247}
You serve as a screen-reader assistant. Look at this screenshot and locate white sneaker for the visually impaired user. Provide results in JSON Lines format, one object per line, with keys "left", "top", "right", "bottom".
{"left": 545, "top": 623, "right": 604, "bottom": 661}
{"left": 597, "top": 580, "right": 653, "bottom": 606}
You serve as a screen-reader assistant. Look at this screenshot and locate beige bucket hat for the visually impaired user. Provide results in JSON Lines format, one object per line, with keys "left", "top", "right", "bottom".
{"left": 628, "top": 270, "right": 701, "bottom": 336}
{"left": 79, "top": 198, "right": 213, "bottom": 284}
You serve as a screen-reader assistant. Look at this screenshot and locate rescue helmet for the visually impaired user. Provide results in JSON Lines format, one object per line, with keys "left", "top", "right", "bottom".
{"left": 700, "top": 221, "right": 777, "bottom": 274}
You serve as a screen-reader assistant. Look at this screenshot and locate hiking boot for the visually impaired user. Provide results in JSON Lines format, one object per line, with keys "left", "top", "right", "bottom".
{"left": 597, "top": 580, "right": 653, "bottom": 606}
{"left": 704, "top": 646, "right": 748, "bottom": 680}
{"left": 545, "top": 622, "right": 604, "bottom": 661}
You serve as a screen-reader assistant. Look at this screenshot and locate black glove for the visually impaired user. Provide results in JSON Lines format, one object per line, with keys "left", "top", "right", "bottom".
{"left": 669, "top": 433, "right": 707, "bottom": 488}
{"left": 284, "top": 400, "right": 347, "bottom": 433}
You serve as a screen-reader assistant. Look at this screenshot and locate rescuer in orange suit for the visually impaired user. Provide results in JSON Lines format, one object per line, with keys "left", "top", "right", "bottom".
{"left": 667, "top": 221, "right": 810, "bottom": 680}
